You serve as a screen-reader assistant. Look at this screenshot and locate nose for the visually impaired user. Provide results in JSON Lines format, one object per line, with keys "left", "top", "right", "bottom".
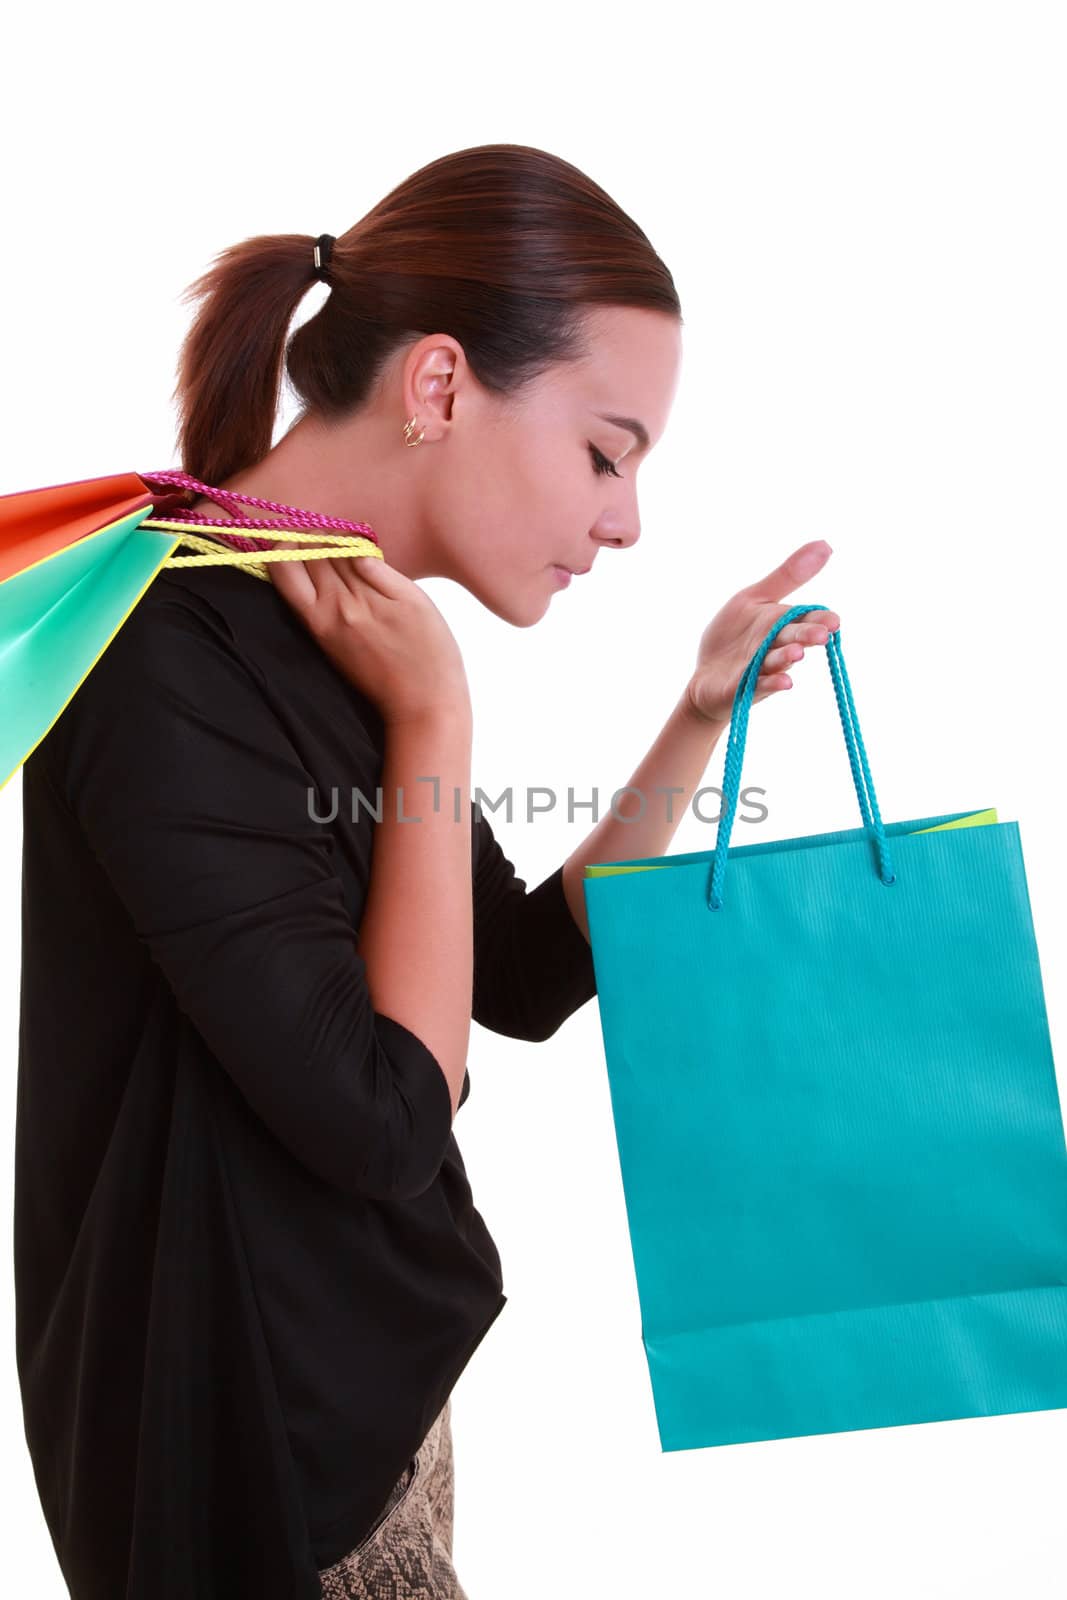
{"left": 592, "top": 517, "right": 641, "bottom": 551}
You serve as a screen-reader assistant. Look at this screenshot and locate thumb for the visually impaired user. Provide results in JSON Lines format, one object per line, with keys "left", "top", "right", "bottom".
{"left": 747, "top": 539, "right": 832, "bottom": 602}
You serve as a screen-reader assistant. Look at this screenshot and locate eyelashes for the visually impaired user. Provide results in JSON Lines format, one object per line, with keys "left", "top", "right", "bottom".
{"left": 589, "top": 444, "right": 623, "bottom": 479}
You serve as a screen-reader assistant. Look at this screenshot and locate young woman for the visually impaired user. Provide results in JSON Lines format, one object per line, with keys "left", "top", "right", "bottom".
{"left": 14, "top": 142, "right": 837, "bottom": 1599}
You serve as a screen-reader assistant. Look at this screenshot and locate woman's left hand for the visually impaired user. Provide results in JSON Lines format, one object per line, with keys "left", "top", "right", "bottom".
{"left": 685, "top": 541, "right": 841, "bottom": 727}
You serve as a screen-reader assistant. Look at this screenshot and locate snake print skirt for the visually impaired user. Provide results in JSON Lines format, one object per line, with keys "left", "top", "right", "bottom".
{"left": 318, "top": 1396, "right": 468, "bottom": 1599}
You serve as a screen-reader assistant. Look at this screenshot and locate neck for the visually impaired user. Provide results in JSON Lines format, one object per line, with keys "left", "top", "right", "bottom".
{"left": 182, "top": 412, "right": 439, "bottom": 581}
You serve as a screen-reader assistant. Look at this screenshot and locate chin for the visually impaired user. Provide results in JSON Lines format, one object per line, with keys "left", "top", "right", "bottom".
{"left": 469, "top": 578, "right": 550, "bottom": 629}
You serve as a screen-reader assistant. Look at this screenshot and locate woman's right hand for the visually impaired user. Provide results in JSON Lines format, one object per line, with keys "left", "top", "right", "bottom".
{"left": 267, "top": 549, "right": 471, "bottom": 727}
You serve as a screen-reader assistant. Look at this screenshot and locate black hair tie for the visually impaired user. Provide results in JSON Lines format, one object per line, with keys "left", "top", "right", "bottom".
{"left": 312, "top": 234, "right": 335, "bottom": 283}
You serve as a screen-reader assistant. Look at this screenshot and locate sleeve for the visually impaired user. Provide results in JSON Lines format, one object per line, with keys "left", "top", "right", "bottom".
{"left": 40, "top": 587, "right": 454, "bottom": 1203}
{"left": 470, "top": 807, "right": 598, "bottom": 1044}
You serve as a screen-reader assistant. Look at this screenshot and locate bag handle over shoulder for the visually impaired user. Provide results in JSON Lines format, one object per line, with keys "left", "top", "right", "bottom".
{"left": 706, "top": 604, "right": 896, "bottom": 911}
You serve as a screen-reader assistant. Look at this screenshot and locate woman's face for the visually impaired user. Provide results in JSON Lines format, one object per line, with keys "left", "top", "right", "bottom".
{"left": 413, "top": 305, "right": 683, "bottom": 627}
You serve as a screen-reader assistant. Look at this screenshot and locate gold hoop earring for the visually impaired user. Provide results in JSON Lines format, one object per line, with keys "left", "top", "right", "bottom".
{"left": 402, "top": 415, "right": 426, "bottom": 448}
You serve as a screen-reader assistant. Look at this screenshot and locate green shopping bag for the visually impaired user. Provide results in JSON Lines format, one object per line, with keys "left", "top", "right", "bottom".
{"left": 582, "top": 604, "right": 1067, "bottom": 1451}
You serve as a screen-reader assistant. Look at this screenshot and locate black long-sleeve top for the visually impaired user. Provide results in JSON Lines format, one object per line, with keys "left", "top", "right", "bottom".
{"left": 14, "top": 558, "right": 598, "bottom": 1599}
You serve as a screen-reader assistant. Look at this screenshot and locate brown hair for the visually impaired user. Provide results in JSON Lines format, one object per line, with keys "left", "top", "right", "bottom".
{"left": 173, "top": 142, "right": 683, "bottom": 488}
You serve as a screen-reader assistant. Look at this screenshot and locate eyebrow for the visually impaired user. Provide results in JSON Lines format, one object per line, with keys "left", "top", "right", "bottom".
{"left": 593, "top": 412, "right": 651, "bottom": 452}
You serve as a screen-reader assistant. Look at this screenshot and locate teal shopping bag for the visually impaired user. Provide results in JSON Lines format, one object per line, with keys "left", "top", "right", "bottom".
{"left": 0, "top": 509, "right": 180, "bottom": 792}
{"left": 582, "top": 605, "right": 1067, "bottom": 1452}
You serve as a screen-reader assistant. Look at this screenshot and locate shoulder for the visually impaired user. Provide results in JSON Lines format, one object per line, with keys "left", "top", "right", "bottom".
{"left": 148, "top": 563, "right": 285, "bottom": 651}
{"left": 63, "top": 564, "right": 270, "bottom": 712}
{"left": 149, "top": 563, "right": 386, "bottom": 739}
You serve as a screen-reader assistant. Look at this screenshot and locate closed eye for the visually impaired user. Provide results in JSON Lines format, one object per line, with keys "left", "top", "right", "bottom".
{"left": 589, "top": 444, "right": 623, "bottom": 479}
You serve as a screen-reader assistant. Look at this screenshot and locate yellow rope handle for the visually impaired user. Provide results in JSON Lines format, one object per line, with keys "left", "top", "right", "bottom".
{"left": 143, "top": 519, "right": 385, "bottom": 584}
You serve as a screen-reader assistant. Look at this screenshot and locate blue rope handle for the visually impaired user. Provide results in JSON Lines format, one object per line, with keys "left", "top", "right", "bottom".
{"left": 706, "top": 604, "right": 896, "bottom": 910}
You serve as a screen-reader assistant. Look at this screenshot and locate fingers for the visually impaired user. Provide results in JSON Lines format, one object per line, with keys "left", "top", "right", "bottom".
{"left": 762, "top": 615, "right": 838, "bottom": 667}
{"left": 753, "top": 670, "right": 793, "bottom": 700}
{"left": 762, "top": 643, "right": 804, "bottom": 674}
{"left": 799, "top": 612, "right": 839, "bottom": 637}
{"left": 266, "top": 550, "right": 317, "bottom": 608}
{"left": 335, "top": 553, "right": 406, "bottom": 598}
{"left": 269, "top": 549, "right": 395, "bottom": 614}
{"left": 777, "top": 614, "right": 839, "bottom": 646}
{"left": 715, "top": 595, "right": 843, "bottom": 716}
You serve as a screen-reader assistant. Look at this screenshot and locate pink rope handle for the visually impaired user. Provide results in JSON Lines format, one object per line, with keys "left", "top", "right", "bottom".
{"left": 138, "top": 469, "right": 381, "bottom": 553}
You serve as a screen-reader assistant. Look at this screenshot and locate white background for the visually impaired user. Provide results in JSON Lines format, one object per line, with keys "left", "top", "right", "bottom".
{"left": 2, "top": 2, "right": 1065, "bottom": 1595}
